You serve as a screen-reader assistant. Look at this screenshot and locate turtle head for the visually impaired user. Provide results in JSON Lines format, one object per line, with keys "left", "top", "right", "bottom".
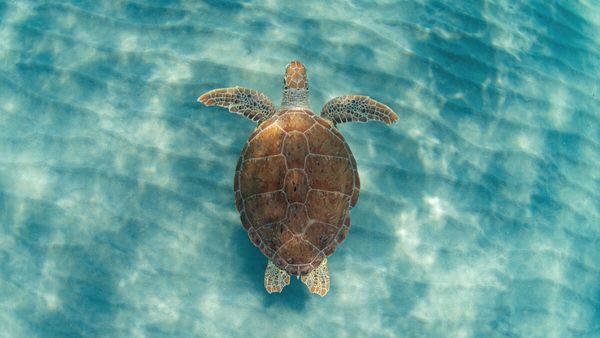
{"left": 284, "top": 60, "right": 308, "bottom": 90}
{"left": 281, "top": 60, "right": 310, "bottom": 109}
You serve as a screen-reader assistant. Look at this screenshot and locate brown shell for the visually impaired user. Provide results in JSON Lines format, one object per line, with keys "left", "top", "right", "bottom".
{"left": 234, "top": 109, "right": 359, "bottom": 276}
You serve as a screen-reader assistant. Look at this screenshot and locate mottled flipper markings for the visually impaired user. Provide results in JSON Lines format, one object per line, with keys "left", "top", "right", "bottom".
{"left": 321, "top": 95, "right": 398, "bottom": 125}
{"left": 301, "top": 258, "right": 330, "bottom": 297}
{"left": 198, "top": 87, "right": 276, "bottom": 122}
{"left": 264, "top": 260, "right": 291, "bottom": 293}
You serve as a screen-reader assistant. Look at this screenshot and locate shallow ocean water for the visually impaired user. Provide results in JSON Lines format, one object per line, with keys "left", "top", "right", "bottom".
{"left": 1, "top": 1, "right": 599, "bottom": 337}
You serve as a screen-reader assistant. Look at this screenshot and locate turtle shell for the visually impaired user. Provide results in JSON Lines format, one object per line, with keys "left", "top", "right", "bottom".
{"left": 234, "top": 109, "right": 360, "bottom": 276}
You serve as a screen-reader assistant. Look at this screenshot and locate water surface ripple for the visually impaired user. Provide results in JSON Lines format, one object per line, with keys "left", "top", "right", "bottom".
{"left": 0, "top": 1, "right": 599, "bottom": 337}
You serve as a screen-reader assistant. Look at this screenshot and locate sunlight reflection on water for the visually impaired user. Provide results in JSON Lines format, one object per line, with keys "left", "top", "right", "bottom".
{"left": 0, "top": 1, "right": 599, "bottom": 337}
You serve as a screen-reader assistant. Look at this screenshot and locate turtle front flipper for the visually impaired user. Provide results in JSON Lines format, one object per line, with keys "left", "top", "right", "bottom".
{"left": 301, "top": 258, "right": 330, "bottom": 297}
{"left": 198, "top": 86, "right": 276, "bottom": 122}
{"left": 264, "top": 260, "right": 290, "bottom": 294}
{"left": 321, "top": 95, "right": 398, "bottom": 125}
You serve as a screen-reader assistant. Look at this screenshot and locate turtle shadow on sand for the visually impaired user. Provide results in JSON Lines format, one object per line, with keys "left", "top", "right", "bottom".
{"left": 231, "top": 228, "right": 310, "bottom": 312}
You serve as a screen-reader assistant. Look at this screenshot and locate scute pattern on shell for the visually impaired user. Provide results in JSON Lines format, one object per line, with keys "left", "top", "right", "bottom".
{"left": 234, "top": 109, "right": 359, "bottom": 276}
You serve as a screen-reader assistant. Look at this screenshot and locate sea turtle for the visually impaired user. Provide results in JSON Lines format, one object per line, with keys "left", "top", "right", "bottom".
{"left": 198, "top": 60, "right": 397, "bottom": 296}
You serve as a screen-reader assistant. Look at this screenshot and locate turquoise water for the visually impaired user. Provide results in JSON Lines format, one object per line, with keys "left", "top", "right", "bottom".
{"left": 1, "top": 1, "right": 599, "bottom": 337}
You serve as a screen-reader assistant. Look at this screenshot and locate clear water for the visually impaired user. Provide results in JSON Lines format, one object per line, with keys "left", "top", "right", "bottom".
{"left": 1, "top": 1, "right": 599, "bottom": 337}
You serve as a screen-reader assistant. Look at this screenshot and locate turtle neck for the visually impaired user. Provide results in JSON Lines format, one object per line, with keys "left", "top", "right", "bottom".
{"left": 281, "top": 88, "right": 310, "bottom": 110}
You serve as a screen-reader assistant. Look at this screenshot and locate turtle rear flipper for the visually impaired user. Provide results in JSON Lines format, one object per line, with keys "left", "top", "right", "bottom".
{"left": 264, "top": 260, "right": 290, "bottom": 294}
{"left": 198, "top": 86, "right": 276, "bottom": 122}
{"left": 301, "top": 258, "right": 330, "bottom": 297}
{"left": 321, "top": 95, "right": 398, "bottom": 125}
